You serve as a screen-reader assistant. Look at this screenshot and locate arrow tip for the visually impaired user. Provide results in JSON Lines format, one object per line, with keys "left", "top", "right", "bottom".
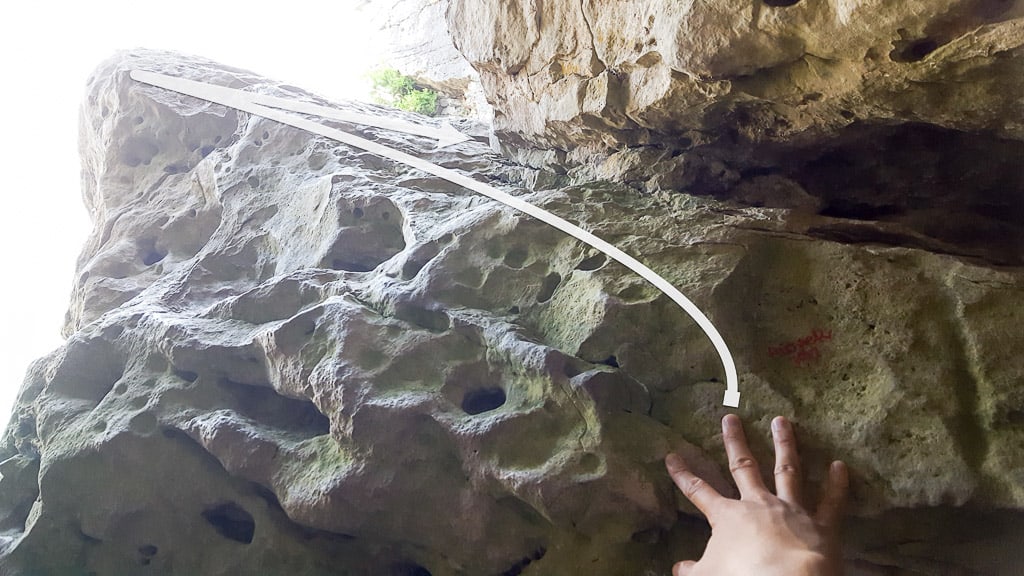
{"left": 722, "top": 390, "right": 741, "bottom": 408}
{"left": 433, "top": 121, "right": 471, "bottom": 150}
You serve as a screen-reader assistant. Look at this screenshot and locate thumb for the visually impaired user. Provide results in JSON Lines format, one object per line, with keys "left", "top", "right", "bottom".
{"left": 673, "top": 560, "right": 697, "bottom": 575}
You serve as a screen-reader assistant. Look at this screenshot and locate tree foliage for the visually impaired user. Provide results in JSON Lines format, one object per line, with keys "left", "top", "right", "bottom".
{"left": 370, "top": 68, "right": 438, "bottom": 116}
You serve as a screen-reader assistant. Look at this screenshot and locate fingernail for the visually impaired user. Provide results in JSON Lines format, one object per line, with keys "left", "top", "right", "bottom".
{"left": 665, "top": 453, "right": 685, "bottom": 471}
{"left": 831, "top": 460, "right": 845, "bottom": 473}
{"left": 723, "top": 413, "right": 739, "bottom": 431}
{"left": 771, "top": 416, "right": 784, "bottom": 432}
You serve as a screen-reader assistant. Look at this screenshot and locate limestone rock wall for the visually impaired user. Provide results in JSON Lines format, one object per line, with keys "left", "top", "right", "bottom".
{"left": 446, "top": 0, "right": 1024, "bottom": 154}
{"left": 0, "top": 47, "right": 1022, "bottom": 575}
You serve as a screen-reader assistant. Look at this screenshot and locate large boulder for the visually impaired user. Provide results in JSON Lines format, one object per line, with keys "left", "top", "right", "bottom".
{"left": 0, "top": 48, "right": 1022, "bottom": 575}
{"left": 447, "top": 0, "right": 1024, "bottom": 154}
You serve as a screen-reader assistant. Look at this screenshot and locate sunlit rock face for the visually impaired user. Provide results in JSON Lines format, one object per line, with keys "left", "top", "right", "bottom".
{"left": 447, "top": 0, "right": 1024, "bottom": 154}
{"left": 371, "top": 0, "right": 494, "bottom": 120}
{"left": 0, "top": 46, "right": 1022, "bottom": 575}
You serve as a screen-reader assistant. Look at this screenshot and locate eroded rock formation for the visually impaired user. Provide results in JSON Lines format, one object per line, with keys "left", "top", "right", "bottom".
{"left": 447, "top": 0, "right": 1024, "bottom": 154}
{"left": 1, "top": 4, "right": 1023, "bottom": 572}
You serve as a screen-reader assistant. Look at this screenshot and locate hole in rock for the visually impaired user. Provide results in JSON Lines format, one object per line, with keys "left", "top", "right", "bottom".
{"left": 461, "top": 387, "right": 507, "bottom": 415}
{"left": 499, "top": 547, "right": 548, "bottom": 576}
{"left": 138, "top": 544, "right": 158, "bottom": 558}
{"left": 773, "top": 123, "right": 1024, "bottom": 265}
{"left": 381, "top": 211, "right": 390, "bottom": 220}
{"left": 395, "top": 304, "right": 451, "bottom": 333}
{"left": 253, "top": 483, "right": 281, "bottom": 508}
{"left": 818, "top": 201, "right": 903, "bottom": 220}
{"left": 504, "top": 246, "right": 529, "bottom": 268}
{"left": 202, "top": 502, "right": 255, "bottom": 544}
{"left": 599, "top": 355, "right": 620, "bottom": 368}
{"left": 173, "top": 369, "right": 199, "bottom": 383}
{"left": 219, "top": 378, "right": 330, "bottom": 436}
{"left": 563, "top": 362, "right": 582, "bottom": 378}
{"left": 535, "top": 272, "right": 561, "bottom": 303}
{"left": 575, "top": 253, "right": 607, "bottom": 271}
{"left": 352, "top": 207, "right": 364, "bottom": 219}
{"left": 892, "top": 38, "right": 939, "bottom": 62}
{"left": 138, "top": 238, "right": 167, "bottom": 266}
{"left": 331, "top": 258, "right": 376, "bottom": 272}
{"left": 401, "top": 257, "right": 430, "bottom": 279}
{"left": 1005, "top": 410, "right": 1024, "bottom": 426}
{"left": 161, "top": 427, "right": 191, "bottom": 441}
{"left": 508, "top": 306, "right": 520, "bottom": 315}
{"left": 141, "top": 250, "right": 166, "bottom": 266}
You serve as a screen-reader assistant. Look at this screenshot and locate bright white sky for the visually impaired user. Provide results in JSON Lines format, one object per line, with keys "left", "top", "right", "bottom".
{"left": 0, "top": 1, "right": 385, "bottom": 431}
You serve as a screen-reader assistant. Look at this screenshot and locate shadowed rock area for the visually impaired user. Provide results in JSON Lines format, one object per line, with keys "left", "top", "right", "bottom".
{"left": 1, "top": 5, "right": 1023, "bottom": 573}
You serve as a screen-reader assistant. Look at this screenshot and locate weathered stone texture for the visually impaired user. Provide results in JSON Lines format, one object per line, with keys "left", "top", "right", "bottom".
{"left": 0, "top": 40, "right": 1022, "bottom": 575}
{"left": 447, "top": 0, "right": 1024, "bottom": 153}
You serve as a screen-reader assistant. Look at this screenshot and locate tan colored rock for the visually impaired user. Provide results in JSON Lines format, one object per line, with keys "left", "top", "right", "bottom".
{"left": 447, "top": 0, "right": 1024, "bottom": 151}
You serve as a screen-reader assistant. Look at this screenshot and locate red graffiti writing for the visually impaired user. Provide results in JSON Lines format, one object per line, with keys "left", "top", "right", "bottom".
{"left": 768, "top": 328, "right": 833, "bottom": 367}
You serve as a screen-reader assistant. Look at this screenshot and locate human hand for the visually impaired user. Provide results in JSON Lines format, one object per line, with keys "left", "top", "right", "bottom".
{"left": 664, "top": 414, "right": 848, "bottom": 576}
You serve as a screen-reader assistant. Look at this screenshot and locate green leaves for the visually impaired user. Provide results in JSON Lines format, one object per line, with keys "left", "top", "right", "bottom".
{"left": 370, "top": 68, "right": 438, "bottom": 116}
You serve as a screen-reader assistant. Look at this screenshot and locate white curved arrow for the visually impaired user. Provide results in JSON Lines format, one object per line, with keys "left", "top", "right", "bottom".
{"left": 129, "top": 70, "right": 741, "bottom": 408}
{"left": 131, "top": 70, "right": 469, "bottom": 149}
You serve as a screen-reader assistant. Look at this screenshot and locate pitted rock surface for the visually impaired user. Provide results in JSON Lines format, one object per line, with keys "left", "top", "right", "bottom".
{"left": 1, "top": 49, "right": 1022, "bottom": 575}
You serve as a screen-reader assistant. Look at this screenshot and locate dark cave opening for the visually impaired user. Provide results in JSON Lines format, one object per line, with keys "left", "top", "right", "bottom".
{"left": 729, "top": 122, "right": 1024, "bottom": 265}
{"left": 201, "top": 502, "right": 255, "bottom": 544}
{"left": 461, "top": 387, "right": 507, "bottom": 415}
